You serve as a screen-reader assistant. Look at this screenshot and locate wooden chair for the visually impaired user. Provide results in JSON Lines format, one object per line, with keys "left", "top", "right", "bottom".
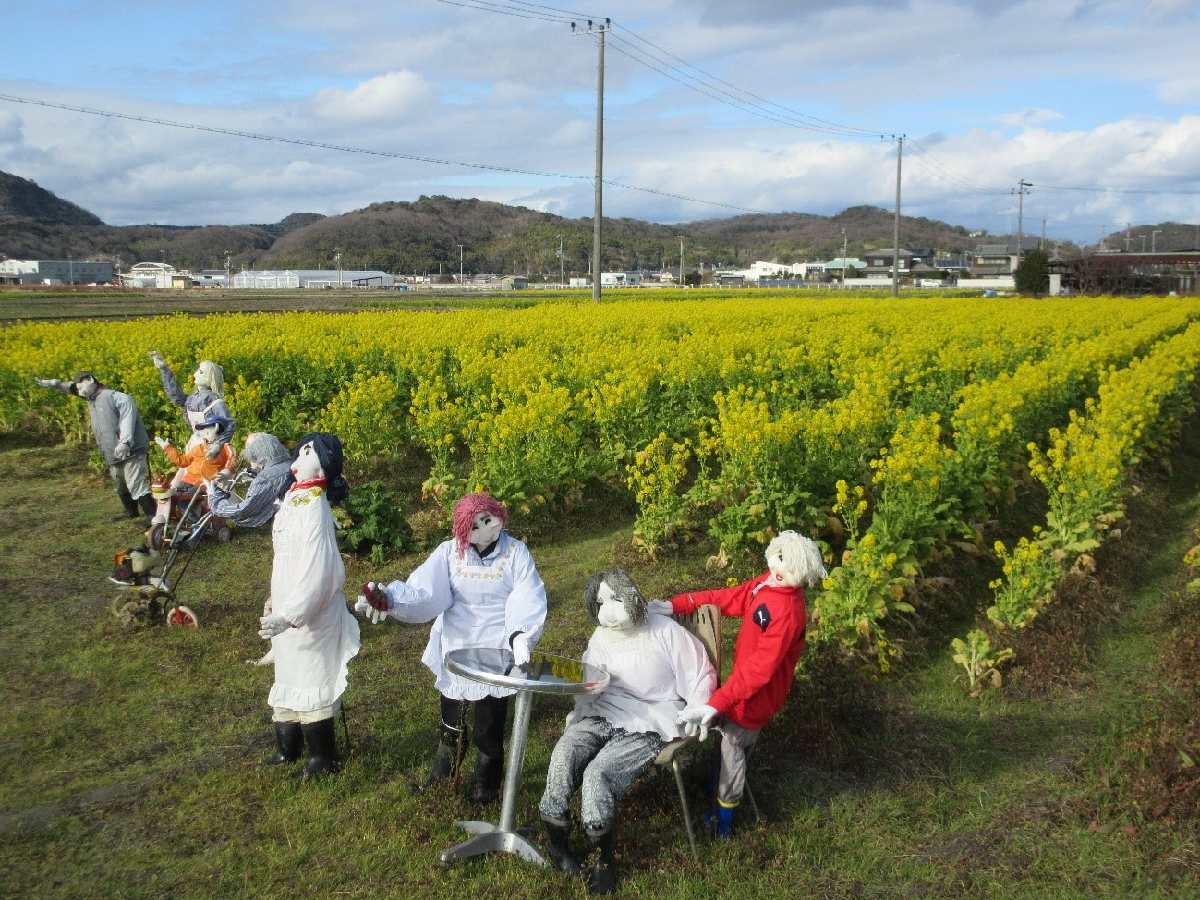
{"left": 652, "top": 603, "right": 721, "bottom": 860}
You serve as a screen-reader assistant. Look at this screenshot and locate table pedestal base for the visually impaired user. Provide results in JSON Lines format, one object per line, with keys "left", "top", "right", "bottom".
{"left": 439, "top": 821, "right": 546, "bottom": 865}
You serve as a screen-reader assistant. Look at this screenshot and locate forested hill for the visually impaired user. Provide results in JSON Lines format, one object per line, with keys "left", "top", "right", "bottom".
{"left": 2, "top": 169, "right": 1052, "bottom": 274}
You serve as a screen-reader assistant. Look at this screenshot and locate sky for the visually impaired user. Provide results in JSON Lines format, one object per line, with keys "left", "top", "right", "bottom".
{"left": 2, "top": 0, "right": 1199, "bottom": 244}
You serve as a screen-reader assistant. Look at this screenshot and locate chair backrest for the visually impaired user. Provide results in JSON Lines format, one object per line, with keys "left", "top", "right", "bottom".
{"left": 673, "top": 604, "right": 721, "bottom": 679}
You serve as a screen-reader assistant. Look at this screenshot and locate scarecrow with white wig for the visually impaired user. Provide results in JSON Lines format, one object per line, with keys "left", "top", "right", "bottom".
{"left": 356, "top": 492, "right": 548, "bottom": 803}
{"left": 148, "top": 352, "right": 235, "bottom": 458}
{"left": 655, "top": 530, "right": 827, "bottom": 838}
{"left": 206, "top": 432, "right": 293, "bottom": 529}
{"left": 257, "top": 432, "right": 361, "bottom": 778}
{"left": 539, "top": 570, "right": 715, "bottom": 895}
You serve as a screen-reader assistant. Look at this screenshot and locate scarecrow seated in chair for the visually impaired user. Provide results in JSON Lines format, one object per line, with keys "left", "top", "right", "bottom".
{"left": 538, "top": 570, "right": 715, "bottom": 896}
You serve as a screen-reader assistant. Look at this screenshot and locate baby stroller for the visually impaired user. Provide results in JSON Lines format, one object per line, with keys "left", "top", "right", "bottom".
{"left": 111, "top": 470, "right": 252, "bottom": 628}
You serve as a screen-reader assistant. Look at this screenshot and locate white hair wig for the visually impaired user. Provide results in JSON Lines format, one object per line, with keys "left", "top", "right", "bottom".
{"left": 765, "top": 530, "right": 828, "bottom": 588}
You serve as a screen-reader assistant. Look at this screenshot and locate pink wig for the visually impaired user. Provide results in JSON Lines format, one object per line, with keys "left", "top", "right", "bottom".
{"left": 452, "top": 492, "right": 509, "bottom": 557}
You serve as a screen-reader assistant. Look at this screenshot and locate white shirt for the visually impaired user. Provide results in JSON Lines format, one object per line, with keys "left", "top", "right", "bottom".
{"left": 383, "top": 532, "right": 548, "bottom": 701}
{"left": 568, "top": 615, "right": 716, "bottom": 741}
{"left": 267, "top": 486, "right": 361, "bottom": 711}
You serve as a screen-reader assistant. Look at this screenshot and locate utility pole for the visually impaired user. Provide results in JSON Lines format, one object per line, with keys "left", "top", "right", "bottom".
{"left": 679, "top": 236, "right": 684, "bottom": 287}
{"left": 892, "top": 134, "right": 904, "bottom": 297}
{"left": 1014, "top": 179, "right": 1033, "bottom": 269}
{"left": 841, "top": 228, "right": 848, "bottom": 289}
{"left": 1141, "top": 234, "right": 1147, "bottom": 252}
{"left": 335, "top": 248, "right": 342, "bottom": 287}
{"left": 573, "top": 18, "right": 610, "bottom": 303}
{"left": 1125, "top": 223, "right": 1132, "bottom": 252}
{"left": 224, "top": 250, "right": 232, "bottom": 290}
{"left": 458, "top": 244, "right": 464, "bottom": 285}
{"left": 558, "top": 235, "right": 564, "bottom": 287}
{"left": 1152, "top": 229, "right": 1162, "bottom": 253}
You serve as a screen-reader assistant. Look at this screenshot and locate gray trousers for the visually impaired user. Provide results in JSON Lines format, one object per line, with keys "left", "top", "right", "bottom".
{"left": 109, "top": 453, "right": 150, "bottom": 500}
{"left": 718, "top": 719, "right": 760, "bottom": 807}
{"left": 539, "top": 716, "right": 664, "bottom": 836}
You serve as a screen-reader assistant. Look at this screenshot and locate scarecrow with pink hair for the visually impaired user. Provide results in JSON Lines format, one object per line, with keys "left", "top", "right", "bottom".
{"left": 355, "top": 492, "right": 547, "bottom": 802}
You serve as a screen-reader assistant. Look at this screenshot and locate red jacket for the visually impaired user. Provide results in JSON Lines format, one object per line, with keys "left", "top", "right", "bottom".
{"left": 671, "top": 572, "right": 806, "bottom": 730}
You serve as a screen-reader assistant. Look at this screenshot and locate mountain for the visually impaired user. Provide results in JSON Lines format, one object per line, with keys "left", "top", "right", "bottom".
{"left": 0, "top": 169, "right": 1076, "bottom": 274}
{"left": 1101, "top": 222, "right": 1200, "bottom": 253}
{"left": 0, "top": 171, "right": 102, "bottom": 226}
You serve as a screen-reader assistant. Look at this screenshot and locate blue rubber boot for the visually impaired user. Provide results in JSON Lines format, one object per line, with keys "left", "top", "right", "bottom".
{"left": 715, "top": 803, "right": 736, "bottom": 838}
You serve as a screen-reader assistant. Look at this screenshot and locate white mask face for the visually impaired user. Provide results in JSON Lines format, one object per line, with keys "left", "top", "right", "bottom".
{"left": 596, "top": 582, "right": 634, "bottom": 629}
{"left": 290, "top": 442, "right": 325, "bottom": 482}
{"left": 75, "top": 377, "right": 99, "bottom": 400}
{"left": 469, "top": 511, "right": 503, "bottom": 551}
{"left": 193, "top": 367, "right": 211, "bottom": 390}
{"left": 767, "top": 545, "right": 788, "bottom": 583}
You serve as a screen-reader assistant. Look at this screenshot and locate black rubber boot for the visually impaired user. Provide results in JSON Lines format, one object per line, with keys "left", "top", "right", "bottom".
{"left": 113, "top": 489, "right": 140, "bottom": 521}
{"left": 300, "top": 718, "right": 340, "bottom": 778}
{"left": 471, "top": 753, "right": 503, "bottom": 805}
{"left": 586, "top": 829, "right": 618, "bottom": 896}
{"left": 413, "top": 702, "right": 468, "bottom": 794}
{"left": 267, "top": 721, "right": 303, "bottom": 765}
{"left": 542, "top": 818, "right": 581, "bottom": 875}
{"left": 137, "top": 493, "right": 156, "bottom": 526}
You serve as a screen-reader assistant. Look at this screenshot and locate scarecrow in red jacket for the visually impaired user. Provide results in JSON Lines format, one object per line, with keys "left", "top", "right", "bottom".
{"left": 656, "top": 530, "right": 826, "bottom": 837}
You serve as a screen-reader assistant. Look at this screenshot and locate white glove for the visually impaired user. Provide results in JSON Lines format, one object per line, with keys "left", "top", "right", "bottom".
{"left": 154, "top": 435, "right": 170, "bottom": 450}
{"left": 258, "top": 614, "right": 291, "bottom": 640}
{"left": 647, "top": 599, "right": 674, "bottom": 617}
{"left": 354, "top": 594, "right": 388, "bottom": 625}
{"left": 676, "top": 704, "right": 718, "bottom": 742}
{"left": 149, "top": 351, "right": 166, "bottom": 369}
{"left": 511, "top": 632, "right": 532, "bottom": 667}
{"left": 113, "top": 441, "right": 131, "bottom": 461}
{"left": 34, "top": 377, "right": 60, "bottom": 389}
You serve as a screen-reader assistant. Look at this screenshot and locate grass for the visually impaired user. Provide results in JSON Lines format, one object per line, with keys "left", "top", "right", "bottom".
{"left": 2, "top": 433, "right": 1199, "bottom": 898}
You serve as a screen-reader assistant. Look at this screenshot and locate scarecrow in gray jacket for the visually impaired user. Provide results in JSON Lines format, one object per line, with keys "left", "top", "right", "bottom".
{"left": 33, "top": 372, "right": 155, "bottom": 523}
{"left": 206, "top": 432, "right": 292, "bottom": 529}
{"left": 148, "top": 352, "right": 234, "bottom": 457}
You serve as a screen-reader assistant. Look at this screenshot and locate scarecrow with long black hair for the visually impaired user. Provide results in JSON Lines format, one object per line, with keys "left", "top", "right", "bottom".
{"left": 257, "top": 432, "right": 361, "bottom": 777}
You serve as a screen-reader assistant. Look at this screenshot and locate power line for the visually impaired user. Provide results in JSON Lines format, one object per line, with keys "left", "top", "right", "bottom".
{"left": 0, "top": 92, "right": 769, "bottom": 214}
{"left": 438, "top": 0, "right": 885, "bottom": 140}
{"left": 604, "top": 35, "right": 873, "bottom": 138}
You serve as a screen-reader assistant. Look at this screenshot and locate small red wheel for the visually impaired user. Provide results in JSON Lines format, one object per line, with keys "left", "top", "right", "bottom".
{"left": 167, "top": 605, "right": 199, "bottom": 628}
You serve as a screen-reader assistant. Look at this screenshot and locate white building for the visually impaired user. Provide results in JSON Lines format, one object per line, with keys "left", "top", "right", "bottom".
{"left": 600, "top": 272, "right": 643, "bottom": 286}
{"left": 232, "top": 269, "right": 394, "bottom": 289}
{"left": 0, "top": 258, "right": 114, "bottom": 285}
{"left": 121, "top": 262, "right": 178, "bottom": 289}
{"left": 714, "top": 259, "right": 828, "bottom": 284}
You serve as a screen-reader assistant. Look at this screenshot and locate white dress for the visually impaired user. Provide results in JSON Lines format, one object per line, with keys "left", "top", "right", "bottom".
{"left": 267, "top": 486, "right": 362, "bottom": 712}
{"left": 383, "top": 532, "right": 548, "bottom": 701}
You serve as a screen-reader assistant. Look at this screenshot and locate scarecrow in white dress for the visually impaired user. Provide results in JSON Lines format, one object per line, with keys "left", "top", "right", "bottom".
{"left": 257, "top": 432, "right": 361, "bottom": 777}
{"left": 356, "top": 492, "right": 547, "bottom": 803}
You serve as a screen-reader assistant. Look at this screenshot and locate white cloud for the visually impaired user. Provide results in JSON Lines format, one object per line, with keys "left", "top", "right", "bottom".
{"left": 312, "top": 71, "right": 431, "bottom": 121}
{"left": 999, "top": 108, "right": 1064, "bottom": 127}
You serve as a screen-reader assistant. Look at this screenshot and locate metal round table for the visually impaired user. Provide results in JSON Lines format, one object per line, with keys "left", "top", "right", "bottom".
{"left": 439, "top": 647, "right": 610, "bottom": 866}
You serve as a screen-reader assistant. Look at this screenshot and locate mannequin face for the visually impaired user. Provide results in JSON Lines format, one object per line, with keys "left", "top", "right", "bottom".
{"left": 74, "top": 376, "right": 99, "bottom": 400}
{"left": 595, "top": 581, "right": 634, "bottom": 629}
{"left": 194, "top": 423, "right": 219, "bottom": 443}
{"left": 290, "top": 441, "right": 325, "bottom": 482}
{"left": 767, "top": 541, "right": 789, "bottom": 585}
{"left": 469, "top": 511, "right": 503, "bottom": 551}
{"left": 193, "top": 366, "right": 211, "bottom": 390}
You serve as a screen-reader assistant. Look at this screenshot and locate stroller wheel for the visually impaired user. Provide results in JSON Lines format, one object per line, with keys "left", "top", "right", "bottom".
{"left": 167, "top": 605, "right": 199, "bottom": 628}
{"left": 148, "top": 523, "right": 167, "bottom": 552}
